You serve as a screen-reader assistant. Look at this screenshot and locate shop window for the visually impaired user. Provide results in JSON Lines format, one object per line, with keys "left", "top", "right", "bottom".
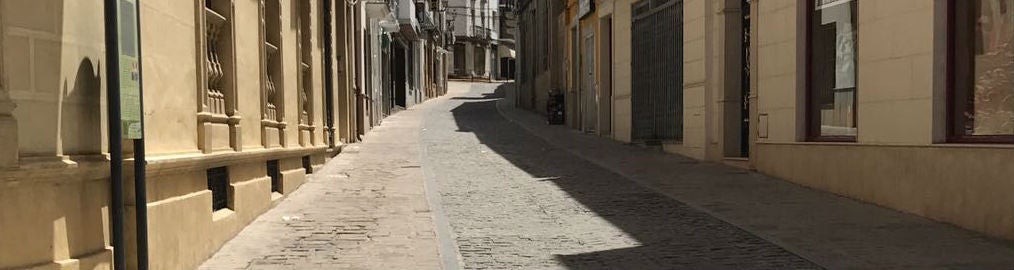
{"left": 267, "top": 160, "right": 281, "bottom": 193}
{"left": 207, "top": 167, "right": 231, "bottom": 211}
{"left": 806, "top": 0, "right": 858, "bottom": 141}
{"left": 950, "top": 0, "right": 1014, "bottom": 143}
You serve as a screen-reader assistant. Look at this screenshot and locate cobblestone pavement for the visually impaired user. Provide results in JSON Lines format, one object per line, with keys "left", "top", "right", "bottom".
{"left": 422, "top": 83, "right": 818, "bottom": 269}
{"left": 198, "top": 104, "right": 443, "bottom": 270}
{"left": 200, "top": 81, "right": 1014, "bottom": 270}
{"left": 487, "top": 82, "right": 1014, "bottom": 269}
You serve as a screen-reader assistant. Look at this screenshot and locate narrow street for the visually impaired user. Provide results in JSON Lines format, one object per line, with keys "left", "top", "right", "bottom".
{"left": 199, "top": 82, "right": 1014, "bottom": 270}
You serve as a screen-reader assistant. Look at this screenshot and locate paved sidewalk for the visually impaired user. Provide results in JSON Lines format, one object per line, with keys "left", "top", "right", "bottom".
{"left": 198, "top": 105, "right": 444, "bottom": 269}
{"left": 495, "top": 83, "right": 1014, "bottom": 269}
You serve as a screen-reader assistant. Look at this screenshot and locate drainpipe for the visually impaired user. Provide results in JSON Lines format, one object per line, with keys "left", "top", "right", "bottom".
{"left": 132, "top": 0, "right": 150, "bottom": 268}
{"left": 102, "top": 0, "right": 126, "bottom": 269}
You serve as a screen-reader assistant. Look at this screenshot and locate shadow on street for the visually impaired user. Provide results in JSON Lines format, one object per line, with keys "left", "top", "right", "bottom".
{"left": 445, "top": 84, "right": 819, "bottom": 269}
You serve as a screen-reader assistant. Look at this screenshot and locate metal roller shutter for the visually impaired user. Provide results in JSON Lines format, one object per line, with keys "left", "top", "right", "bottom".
{"left": 631, "top": 0, "right": 683, "bottom": 142}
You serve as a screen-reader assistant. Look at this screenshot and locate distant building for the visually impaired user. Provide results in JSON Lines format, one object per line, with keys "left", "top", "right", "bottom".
{"left": 448, "top": 0, "right": 500, "bottom": 79}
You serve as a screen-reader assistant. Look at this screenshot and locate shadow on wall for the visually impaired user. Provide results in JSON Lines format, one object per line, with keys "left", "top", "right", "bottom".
{"left": 446, "top": 83, "right": 815, "bottom": 269}
{"left": 0, "top": 1, "right": 111, "bottom": 268}
{"left": 62, "top": 58, "right": 104, "bottom": 156}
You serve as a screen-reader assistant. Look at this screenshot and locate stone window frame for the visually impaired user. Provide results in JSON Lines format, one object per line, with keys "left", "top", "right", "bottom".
{"left": 296, "top": 0, "right": 315, "bottom": 130}
{"left": 197, "top": 0, "right": 242, "bottom": 153}
{"left": 260, "top": 0, "right": 288, "bottom": 148}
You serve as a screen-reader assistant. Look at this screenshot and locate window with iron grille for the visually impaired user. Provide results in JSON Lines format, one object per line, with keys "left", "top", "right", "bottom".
{"left": 302, "top": 156, "right": 313, "bottom": 174}
{"left": 267, "top": 160, "right": 281, "bottom": 193}
{"left": 207, "top": 167, "right": 230, "bottom": 211}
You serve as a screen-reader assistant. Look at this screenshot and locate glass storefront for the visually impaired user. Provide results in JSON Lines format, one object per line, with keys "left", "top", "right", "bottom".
{"left": 953, "top": 0, "right": 1014, "bottom": 139}
{"left": 808, "top": 0, "right": 858, "bottom": 139}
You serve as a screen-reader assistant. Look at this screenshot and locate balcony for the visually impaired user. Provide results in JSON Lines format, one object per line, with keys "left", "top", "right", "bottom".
{"left": 472, "top": 25, "right": 491, "bottom": 40}
{"left": 396, "top": 0, "right": 420, "bottom": 39}
{"left": 417, "top": 1, "right": 436, "bottom": 30}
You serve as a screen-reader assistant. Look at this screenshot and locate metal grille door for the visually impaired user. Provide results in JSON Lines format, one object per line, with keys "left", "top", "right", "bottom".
{"left": 632, "top": 0, "right": 683, "bottom": 142}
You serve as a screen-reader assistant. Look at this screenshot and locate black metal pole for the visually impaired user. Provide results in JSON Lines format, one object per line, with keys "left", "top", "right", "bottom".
{"left": 132, "top": 0, "right": 150, "bottom": 269}
{"left": 102, "top": 0, "right": 125, "bottom": 269}
{"left": 322, "top": 0, "right": 336, "bottom": 148}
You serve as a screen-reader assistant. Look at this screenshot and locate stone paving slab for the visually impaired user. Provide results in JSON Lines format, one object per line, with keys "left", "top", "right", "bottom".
{"left": 493, "top": 82, "right": 1014, "bottom": 269}
{"left": 197, "top": 106, "right": 444, "bottom": 270}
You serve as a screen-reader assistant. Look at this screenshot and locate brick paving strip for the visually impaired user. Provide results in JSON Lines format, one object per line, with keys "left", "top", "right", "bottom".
{"left": 489, "top": 83, "right": 1014, "bottom": 269}
{"left": 198, "top": 102, "right": 447, "bottom": 270}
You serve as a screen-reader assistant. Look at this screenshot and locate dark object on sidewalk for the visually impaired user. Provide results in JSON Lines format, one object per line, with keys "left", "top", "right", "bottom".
{"left": 547, "top": 90, "right": 565, "bottom": 125}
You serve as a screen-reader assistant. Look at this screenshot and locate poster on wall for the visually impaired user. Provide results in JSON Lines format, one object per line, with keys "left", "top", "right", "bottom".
{"left": 815, "top": 0, "right": 850, "bottom": 9}
{"left": 816, "top": 0, "right": 856, "bottom": 89}
{"left": 579, "top": 0, "right": 594, "bottom": 18}
{"left": 118, "top": 0, "right": 143, "bottom": 139}
{"left": 835, "top": 27, "right": 856, "bottom": 89}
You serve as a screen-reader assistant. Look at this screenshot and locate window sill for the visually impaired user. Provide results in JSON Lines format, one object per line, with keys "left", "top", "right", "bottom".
{"left": 212, "top": 208, "right": 235, "bottom": 222}
{"left": 757, "top": 141, "right": 1014, "bottom": 149}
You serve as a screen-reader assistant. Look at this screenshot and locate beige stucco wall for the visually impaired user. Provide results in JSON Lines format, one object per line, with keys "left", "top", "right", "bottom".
{"left": 755, "top": 0, "right": 799, "bottom": 143}
{"left": 662, "top": 0, "right": 708, "bottom": 160}
{"left": 0, "top": 163, "right": 112, "bottom": 270}
{"left": 141, "top": 0, "right": 201, "bottom": 155}
{"left": 5, "top": 0, "right": 107, "bottom": 160}
{"left": 856, "top": 0, "right": 936, "bottom": 144}
{"left": 1, "top": 0, "right": 342, "bottom": 269}
{"left": 753, "top": 0, "right": 1014, "bottom": 240}
{"left": 608, "top": 0, "right": 632, "bottom": 143}
{"left": 0, "top": 1, "right": 113, "bottom": 269}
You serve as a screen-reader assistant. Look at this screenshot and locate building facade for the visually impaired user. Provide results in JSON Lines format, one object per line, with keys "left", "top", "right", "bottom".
{"left": 516, "top": 0, "right": 1014, "bottom": 241}
{"left": 496, "top": 0, "right": 517, "bottom": 80}
{"left": 0, "top": 0, "right": 449, "bottom": 269}
{"left": 448, "top": 0, "right": 500, "bottom": 79}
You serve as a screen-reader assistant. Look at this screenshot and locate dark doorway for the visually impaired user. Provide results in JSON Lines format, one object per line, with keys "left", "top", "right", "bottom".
{"left": 393, "top": 41, "right": 408, "bottom": 108}
{"left": 267, "top": 160, "right": 281, "bottom": 193}
{"left": 499, "top": 57, "right": 516, "bottom": 79}
{"left": 454, "top": 43, "right": 466, "bottom": 76}
{"left": 739, "top": 0, "right": 751, "bottom": 157}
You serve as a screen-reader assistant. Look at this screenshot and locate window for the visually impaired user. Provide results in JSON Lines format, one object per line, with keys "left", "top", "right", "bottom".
{"left": 204, "top": 0, "right": 235, "bottom": 116}
{"left": 298, "top": 0, "right": 313, "bottom": 126}
{"left": 806, "top": 0, "right": 858, "bottom": 141}
{"left": 207, "top": 167, "right": 230, "bottom": 211}
{"left": 263, "top": 0, "right": 283, "bottom": 122}
{"left": 267, "top": 160, "right": 281, "bottom": 193}
{"left": 950, "top": 0, "right": 1014, "bottom": 143}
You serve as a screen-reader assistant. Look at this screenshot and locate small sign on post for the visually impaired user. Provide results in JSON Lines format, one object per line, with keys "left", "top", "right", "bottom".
{"left": 118, "top": 0, "right": 142, "bottom": 139}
